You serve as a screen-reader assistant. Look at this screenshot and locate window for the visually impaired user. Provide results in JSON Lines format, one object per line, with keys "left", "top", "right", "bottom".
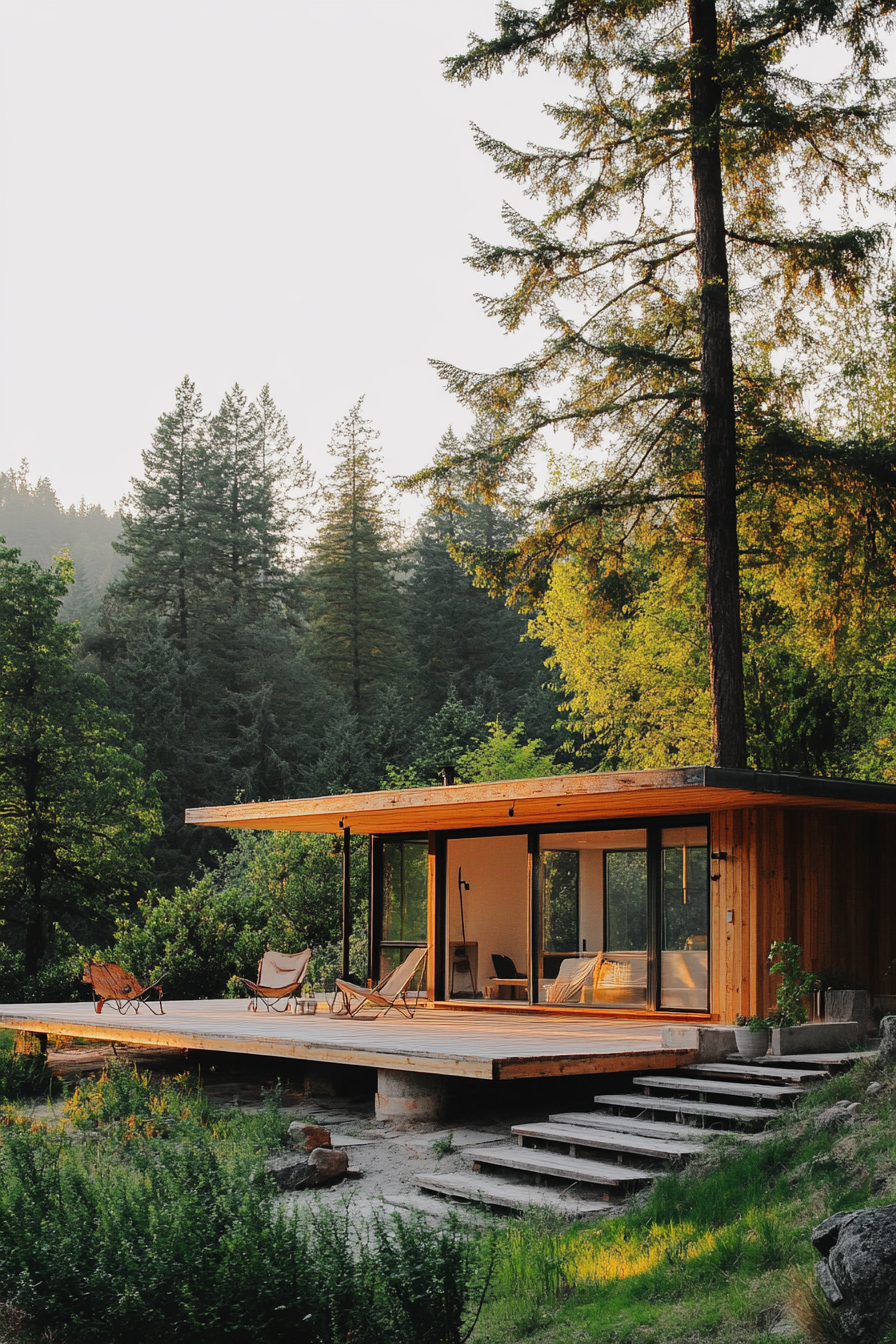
{"left": 542, "top": 850, "right": 579, "bottom": 954}
{"left": 605, "top": 849, "right": 648, "bottom": 951}
{"left": 380, "top": 840, "right": 427, "bottom": 976}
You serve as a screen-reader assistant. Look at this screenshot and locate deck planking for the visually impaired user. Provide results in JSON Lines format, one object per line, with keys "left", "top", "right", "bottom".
{"left": 0, "top": 1002, "right": 697, "bottom": 1081}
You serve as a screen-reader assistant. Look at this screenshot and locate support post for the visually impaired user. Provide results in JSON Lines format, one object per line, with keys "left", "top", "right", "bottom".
{"left": 341, "top": 826, "right": 351, "bottom": 981}
{"left": 528, "top": 830, "right": 540, "bottom": 1005}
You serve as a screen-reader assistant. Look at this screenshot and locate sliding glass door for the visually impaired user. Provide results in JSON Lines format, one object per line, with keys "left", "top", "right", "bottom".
{"left": 536, "top": 823, "right": 709, "bottom": 1010}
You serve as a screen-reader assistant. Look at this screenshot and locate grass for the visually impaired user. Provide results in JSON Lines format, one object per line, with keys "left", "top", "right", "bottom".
{"left": 474, "top": 1055, "right": 896, "bottom": 1344}
{"left": 0, "top": 1062, "right": 492, "bottom": 1344}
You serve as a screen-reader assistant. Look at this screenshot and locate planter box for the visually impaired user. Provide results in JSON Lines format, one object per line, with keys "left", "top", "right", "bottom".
{"left": 825, "top": 989, "right": 874, "bottom": 1032}
{"left": 771, "top": 1021, "right": 861, "bottom": 1055}
{"left": 662, "top": 1026, "right": 736, "bottom": 1061}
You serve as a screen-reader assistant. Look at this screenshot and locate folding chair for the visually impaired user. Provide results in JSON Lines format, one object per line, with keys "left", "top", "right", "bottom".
{"left": 331, "top": 947, "right": 428, "bottom": 1020}
{"left": 236, "top": 948, "right": 312, "bottom": 1012}
{"left": 82, "top": 960, "right": 166, "bottom": 1015}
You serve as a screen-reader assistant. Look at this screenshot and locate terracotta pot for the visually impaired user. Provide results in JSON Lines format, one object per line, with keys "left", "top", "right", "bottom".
{"left": 734, "top": 1026, "right": 769, "bottom": 1058}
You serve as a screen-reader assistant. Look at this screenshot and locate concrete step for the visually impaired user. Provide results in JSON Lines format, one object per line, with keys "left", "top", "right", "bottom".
{"left": 684, "top": 1062, "right": 829, "bottom": 1086}
{"left": 416, "top": 1171, "right": 615, "bottom": 1217}
{"left": 593, "top": 1092, "right": 779, "bottom": 1125}
{"left": 634, "top": 1074, "right": 803, "bottom": 1104}
{"left": 732, "top": 1051, "right": 873, "bottom": 1070}
{"left": 549, "top": 1110, "right": 747, "bottom": 1143}
{"left": 512, "top": 1120, "right": 706, "bottom": 1162}
{"left": 466, "top": 1142, "right": 653, "bottom": 1192}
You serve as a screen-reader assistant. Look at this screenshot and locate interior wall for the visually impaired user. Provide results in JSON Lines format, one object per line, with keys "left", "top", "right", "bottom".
{"left": 446, "top": 835, "right": 529, "bottom": 991}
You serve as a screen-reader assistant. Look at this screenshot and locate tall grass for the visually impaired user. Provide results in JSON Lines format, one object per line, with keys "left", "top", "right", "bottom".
{"left": 0, "top": 1064, "right": 491, "bottom": 1344}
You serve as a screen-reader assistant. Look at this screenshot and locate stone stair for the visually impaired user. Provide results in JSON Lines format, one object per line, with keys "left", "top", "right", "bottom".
{"left": 416, "top": 1050, "right": 860, "bottom": 1217}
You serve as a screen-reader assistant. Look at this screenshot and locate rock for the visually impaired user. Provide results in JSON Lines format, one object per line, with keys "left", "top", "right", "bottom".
{"left": 288, "top": 1122, "right": 332, "bottom": 1152}
{"left": 265, "top": 1152, "right": 314, "bottom": 1191}
{"left": 264, "top": 1145, "right": 349, "bottom": 1190}
{"left": 811, "top": 1202, "right": 896, "bottom": 1344}
{"left": 879, "top": 1016, "right": 896, "bottom": 1065}
{"left": 813, "top": 1101, "right": 861, "bottom": 1133}
{"left": 866, "top": 1081, "right": 883, "bottom": 1096}
{"left": 308, "top": 1147, "right": 349, "bottom": 1180}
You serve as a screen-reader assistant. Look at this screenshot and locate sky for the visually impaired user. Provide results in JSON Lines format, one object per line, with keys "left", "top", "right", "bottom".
{"left": 0, "top": 3, "right": 892, "bottom": 522}
{"left": 0, "top": 1, "right": 571, "bottom": 519}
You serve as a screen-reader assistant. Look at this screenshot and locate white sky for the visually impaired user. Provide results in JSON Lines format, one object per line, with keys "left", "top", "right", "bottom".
{"left": 0, "top": 0, "right": 570, "bottom": 519}
{"left": 0, "top": 3, "right": 892, "bottom": 520}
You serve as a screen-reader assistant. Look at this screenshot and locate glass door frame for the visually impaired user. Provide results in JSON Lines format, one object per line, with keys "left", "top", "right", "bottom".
{"left": 530, "top": 813, "right": 711, "bottom": 1011}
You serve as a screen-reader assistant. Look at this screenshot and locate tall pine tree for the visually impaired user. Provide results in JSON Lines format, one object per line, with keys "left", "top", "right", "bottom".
{"left": 412, "top": 0, "right": 893, "bottom": 768}
{"left": 305, "top": 400, "right": 403, "bottom": 721}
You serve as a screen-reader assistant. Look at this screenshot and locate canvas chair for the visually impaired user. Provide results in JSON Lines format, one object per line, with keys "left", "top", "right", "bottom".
{"left": 82, "top": 960, "right": 166, "bottom": 1015}
{"left": 236, "top": 948, "right": 312, "bottom": 1012}
{"left": 331, "top": 947, "right": 428, "bottom": 1020}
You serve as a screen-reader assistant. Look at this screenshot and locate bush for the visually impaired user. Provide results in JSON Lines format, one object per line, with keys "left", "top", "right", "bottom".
{"left": 0, "top": 1032, "right": 52, "bottom": 1103}
{"left": 106, "top": 829, "right": 368, "bottom": 999}
{"left": 0, "top": 1066, "right": 491, "bottom": 1343}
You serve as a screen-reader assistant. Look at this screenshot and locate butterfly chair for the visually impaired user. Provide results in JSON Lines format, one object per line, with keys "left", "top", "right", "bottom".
{"left": 236, "top": 948, "right": 313, "bottom": 1013}
{"left": 82, "top": 960, "right": 166, "bottom": 1015}
{"left": 331, "top": 947, "right": 428, "bottom": 1020}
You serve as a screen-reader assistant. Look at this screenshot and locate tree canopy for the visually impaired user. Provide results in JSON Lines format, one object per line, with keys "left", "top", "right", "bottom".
{"left": 407, "top": 0, "right": 895, "bottom": 768}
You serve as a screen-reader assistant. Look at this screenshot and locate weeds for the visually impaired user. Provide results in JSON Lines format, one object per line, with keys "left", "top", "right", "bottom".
{"left": 0, "top": 1064, "right": 491, "bottom": 1344}
{"left": 432, "top": 1133, "right": 456, "bottom": 1156}
{"left": 0, "top": 1033, "right": 52, "bottom": 1104}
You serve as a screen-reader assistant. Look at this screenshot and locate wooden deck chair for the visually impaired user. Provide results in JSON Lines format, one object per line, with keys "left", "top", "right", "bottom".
{"left": 331, "top": 947, "right": 428, "bottom": 1020}
{"left": 236, "top": 948, "right": 312, "bottom": 1013}
{"left": 546, "top": 954, "right": 603, "bottom": 1004}
{"left": 82, "top": 960, "right": 166, "bottom": 1015}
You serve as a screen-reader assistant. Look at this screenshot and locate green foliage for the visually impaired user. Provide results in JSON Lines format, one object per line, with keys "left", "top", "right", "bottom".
{"left": 0, "top": 1069, "right": 491, "bottom": 1343}
{"left": 0, "top": 542, "right": 161, "bottom": 976}
{"left": 107, "top": 829, "right": 368, "bottom": 999}
{"left": 0, "top": 1031, "right": 53, "bottom": 1103}
{"left": 768, "top": 940, "right": 821, "bottom": 1028}
{"left": 456, "top": 721, "right": 568, "bottom": 783}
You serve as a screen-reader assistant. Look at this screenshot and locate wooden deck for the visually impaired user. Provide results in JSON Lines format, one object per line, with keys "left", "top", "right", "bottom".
{"left": 0, "top": 1001, "right": 697, "bottom": 1081}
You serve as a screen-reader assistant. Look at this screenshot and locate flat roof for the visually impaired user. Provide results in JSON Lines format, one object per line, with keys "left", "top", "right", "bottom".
{"left": 184, "top": 766, "right": 896, "bottom": 836}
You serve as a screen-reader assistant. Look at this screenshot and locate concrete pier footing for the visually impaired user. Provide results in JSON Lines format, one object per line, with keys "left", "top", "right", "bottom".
{"left": 376, "top": 1068, "right": 448, "bottom": 1121}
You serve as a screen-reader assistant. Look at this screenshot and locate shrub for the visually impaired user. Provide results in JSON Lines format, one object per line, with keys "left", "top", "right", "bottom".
{"left": 0, "top": 1067, "right": 491, "bottom": 1343}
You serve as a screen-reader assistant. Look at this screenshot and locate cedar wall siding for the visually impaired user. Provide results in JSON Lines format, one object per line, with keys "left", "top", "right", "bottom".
{"left": 713, "top": 807, "right": 896, "bottom": 1022}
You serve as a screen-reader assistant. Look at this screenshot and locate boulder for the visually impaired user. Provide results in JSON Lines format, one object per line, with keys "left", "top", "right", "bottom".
{"left": 264, "top": 1146, "right": 349, "bottom": 1191}
{"left": 813, "top": 1100, "right": 861, "bottom": 1134}
{"left": 879, "top": 1015, "right": 896, "bottom": 1065}
{"left": 812, "top": 1202, "right": 896, "bottom": 1343}
{"left": 288, "top": 1122, "right": 332, "bottom": 1152}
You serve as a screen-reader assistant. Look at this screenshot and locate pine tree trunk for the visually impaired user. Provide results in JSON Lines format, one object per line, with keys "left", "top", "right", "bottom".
{"left": 688, "top": 0, "right": 747, "bottom": 768}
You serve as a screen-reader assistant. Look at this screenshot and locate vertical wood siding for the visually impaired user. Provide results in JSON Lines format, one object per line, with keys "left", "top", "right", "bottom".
{"left": 713, "top": 807, "right": 896, "bottom": 1020}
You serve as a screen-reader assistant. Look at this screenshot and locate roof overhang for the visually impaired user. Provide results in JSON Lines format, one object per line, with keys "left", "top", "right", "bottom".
{"left": 184, "top": 766, "right": 896, "bottom": 836}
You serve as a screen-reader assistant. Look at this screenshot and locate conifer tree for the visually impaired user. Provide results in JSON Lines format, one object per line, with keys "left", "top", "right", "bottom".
{"left": 0, "top": 544, "right": 160, "bottom": 974}
{"left": 305, "top": 400, "right": 403, "bottom": 720}
{"left": 414, "top": 0, "right": 894, "bottom": 768}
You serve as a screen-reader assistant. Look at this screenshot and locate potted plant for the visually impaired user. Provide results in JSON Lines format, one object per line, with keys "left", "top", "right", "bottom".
{"left": 734, "top": 1014, "right": 773, "bottom": 1058}
{"left": 768, "top": 940, "right": 820, "bottom": 1028}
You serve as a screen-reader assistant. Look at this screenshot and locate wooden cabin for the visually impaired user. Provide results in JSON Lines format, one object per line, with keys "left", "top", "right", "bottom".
{"left": 186, "top": 766, "right": 896, "bottom": 1024}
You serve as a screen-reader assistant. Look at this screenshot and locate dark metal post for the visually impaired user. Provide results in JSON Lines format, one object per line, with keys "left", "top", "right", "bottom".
{"left": 341, "top": 826, "right": 352, "bottom": 981}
